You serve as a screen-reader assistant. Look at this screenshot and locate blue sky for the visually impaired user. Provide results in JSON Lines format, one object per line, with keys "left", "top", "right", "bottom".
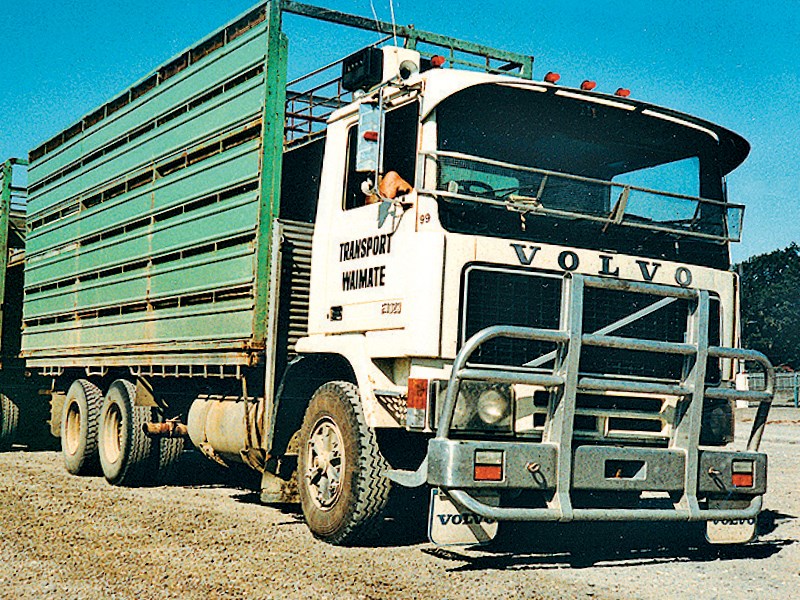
{"left": 2, "top": 1, "right": 797, "bottom": 262}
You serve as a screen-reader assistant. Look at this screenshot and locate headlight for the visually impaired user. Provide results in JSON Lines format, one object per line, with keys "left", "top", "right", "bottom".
{"left": 477, "top": 388, "right": 511, "bottom": 425}
{"left": 436, "top": 381, "right": 514, "bottom": 433}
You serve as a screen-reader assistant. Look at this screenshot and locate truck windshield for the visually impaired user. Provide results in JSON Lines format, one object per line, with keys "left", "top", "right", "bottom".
{"left": 429, "top": 84, "right": 743, "bottom": 268}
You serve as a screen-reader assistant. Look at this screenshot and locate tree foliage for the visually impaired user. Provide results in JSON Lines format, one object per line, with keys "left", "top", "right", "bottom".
{"left": 737, "top": 243, "right": 800, "bottom": 369}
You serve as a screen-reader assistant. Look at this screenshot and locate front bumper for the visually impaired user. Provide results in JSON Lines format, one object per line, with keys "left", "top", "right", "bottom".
{"left": 426, "top": 437, "right": 767, "bottom": 522}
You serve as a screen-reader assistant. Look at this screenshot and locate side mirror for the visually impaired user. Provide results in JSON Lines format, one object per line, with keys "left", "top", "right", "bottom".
{"left": 355, "top": 100, "right": 384, "bottom": 173}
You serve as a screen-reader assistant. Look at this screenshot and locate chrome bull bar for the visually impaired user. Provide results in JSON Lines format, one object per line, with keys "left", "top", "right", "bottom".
{"left": 425, "top": 274, "right": 775, "bottom": 522}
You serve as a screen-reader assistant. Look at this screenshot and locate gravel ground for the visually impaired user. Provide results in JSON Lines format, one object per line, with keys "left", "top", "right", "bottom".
{"left": 0, "top": 407, "right": 797, "bottom": 600}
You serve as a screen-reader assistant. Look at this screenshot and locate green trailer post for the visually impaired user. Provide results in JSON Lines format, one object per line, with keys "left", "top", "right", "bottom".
{"left": 0, "top": 158, "right": 51, "bottom": 449}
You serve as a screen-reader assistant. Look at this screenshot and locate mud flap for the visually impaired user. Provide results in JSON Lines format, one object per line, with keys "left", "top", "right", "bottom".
{"left": 705, "top": 517, "right": 758, "bottom": 544}
{"left": 428, "top": 488, "right": 499, "bottom": 546}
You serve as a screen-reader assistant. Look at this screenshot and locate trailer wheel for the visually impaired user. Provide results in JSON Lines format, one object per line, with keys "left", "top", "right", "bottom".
{"left": 62, "top": 379, "right": 103, "bottom": 475}
{"left": 98, "top": 380, "right": 156, "bottom": 486}
{"left": 0, "top": 394, "right": 20, "bottom": 451}
{"left": 298, "top": 381, "right": 391, "bottom": 545}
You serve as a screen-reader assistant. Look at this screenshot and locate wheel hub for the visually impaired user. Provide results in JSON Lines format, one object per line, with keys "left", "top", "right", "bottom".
{"left": 305, "top": 418, "right": 344, "bottom": 510}
{"left": 102, "top": 403, "right": 123, "bottom": 464}
{"left": 64, "top": 401, "right": 82, "bottom": 455}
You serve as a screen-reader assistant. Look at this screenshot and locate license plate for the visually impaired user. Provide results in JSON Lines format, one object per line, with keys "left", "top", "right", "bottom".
{"left": 705, "top": 517, "right": 758, "bottom": 544}
{"left": 428, "top": 488, "right": 499, "bottom": 546}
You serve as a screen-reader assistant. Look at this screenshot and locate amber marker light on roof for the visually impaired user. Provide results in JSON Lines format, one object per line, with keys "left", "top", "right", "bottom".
{"left": 544, "top": 71, "right": 560, "bottom": 84}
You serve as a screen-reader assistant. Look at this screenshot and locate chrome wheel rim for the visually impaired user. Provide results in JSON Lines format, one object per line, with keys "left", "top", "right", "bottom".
{"left": 304, "top": 417, "right": 344, "bottom": 510}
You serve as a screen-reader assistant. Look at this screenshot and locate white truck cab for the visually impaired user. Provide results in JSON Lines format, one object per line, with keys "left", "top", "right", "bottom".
{"left": 293, "top": 45, "right": 773, "bottom": 545}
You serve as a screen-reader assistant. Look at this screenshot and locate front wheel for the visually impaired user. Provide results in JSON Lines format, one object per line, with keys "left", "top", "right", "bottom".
{"left": 297, "top": 381, "right": 391, "bottom": 545}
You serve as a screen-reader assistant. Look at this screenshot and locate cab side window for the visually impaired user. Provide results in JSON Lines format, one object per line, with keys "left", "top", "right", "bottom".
{"left": 343, "top": 101, "right": 419, "bottom": 210}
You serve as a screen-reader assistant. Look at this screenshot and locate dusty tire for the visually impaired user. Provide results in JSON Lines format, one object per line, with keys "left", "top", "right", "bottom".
{"left": 61, "top": 379, "right": 103, "bottom": 475}
{"left": 98, "top": 380, "right": 156, "bottom": 486}
{"left": 0, "top": 394, "right": 20, "bottom": 451}
{"left": 298, "top": 381, "right": 391, "bottom": 545}
{"left": 156, "top": 436, "right": 185, "bottom": 484}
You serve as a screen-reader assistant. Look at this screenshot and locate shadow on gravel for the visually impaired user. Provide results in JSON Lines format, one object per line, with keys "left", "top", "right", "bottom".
{"left": 232, "top": 493, "right": 304, "bottom": 519}
{"left": 169, "top": 450, "right": 262, "bottom": 489}
{"left": 421, "top": 514, "right": 796, "bottom": 571}
{"left": 756, "top": 509, "right": 793, "bottom": 535}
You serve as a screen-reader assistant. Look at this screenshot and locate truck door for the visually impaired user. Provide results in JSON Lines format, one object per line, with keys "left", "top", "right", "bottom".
{"left": 327, "top": 100, "right": 419, "bottom": 334}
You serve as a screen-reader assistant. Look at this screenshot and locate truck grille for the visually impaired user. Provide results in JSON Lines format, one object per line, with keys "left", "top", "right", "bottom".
{"left": 461, "top": 267, "right": 562, "bottom": 367}
{"left": 461, "top": 265, "right": 722, "bottom": 443}
{"left": 461, "top": 265, "right": 720, "bottom": 382}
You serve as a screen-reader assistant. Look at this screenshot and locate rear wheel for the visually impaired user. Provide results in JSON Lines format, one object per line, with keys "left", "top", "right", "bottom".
{"left": 62, "top": 379, "right": 103, "bottom": 475}
{"left": 0, "top": 394, "right": 20, "bottom": 451}
{"left": 98, "top": 380, "right": 156, "bottom": 486}
{"left": 157, "top": 436, "right": 185, "bottom": 484}
{"left": 298, "top": 381, "right": 391, "bottom": 545}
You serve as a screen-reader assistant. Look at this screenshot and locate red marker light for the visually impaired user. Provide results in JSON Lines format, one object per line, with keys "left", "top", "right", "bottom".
{"left": 363, "top": 130, "right": 379, "bottom": 142}
{"left": 430, "top": 55, "right": 446, "bottom": 68}
{"left": 406, "top": 378, "right": 429, "bottom": 410}
{"left": 474, "top": 450, "right": 504, "bottom": 481}
{"left": 544, "top": 71, "right": 560, "bottom": 84}
{"left": 731, "top": 460, "right": 755, "bottom": 488}
{"left": 406, "top": 378, "right": 429, "bottom": 430}
{"left": 474, "top": 465, "right": 503, "bottom": 481}
{"left": 615, "top": 88, "right": 631, "bottom": 98}
{"left": 580, "top": 80, "right": 597, "bottom": 91}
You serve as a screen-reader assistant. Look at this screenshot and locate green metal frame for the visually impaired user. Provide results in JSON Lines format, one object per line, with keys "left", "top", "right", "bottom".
{"left": 282, "top": 1, "right": 534, "bottom": 78}
{"left": 0, "top": 158, "right": 27, "bottom": 350}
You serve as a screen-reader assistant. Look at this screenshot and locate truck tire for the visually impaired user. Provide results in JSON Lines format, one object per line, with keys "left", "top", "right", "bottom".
{"left": 61, "top": 379, "right": 103, "bottom": 475}
{"left": 157, "top": 436, "right": 185, "bottom": 484}
{"left": 297, "top": 381, "right": 391, "bottom": 545}
{"left": 98, "top": 379, "right": 156, "bottom": 486}
{"left": 0, "top": 394, "right": 20, "bottom": 451}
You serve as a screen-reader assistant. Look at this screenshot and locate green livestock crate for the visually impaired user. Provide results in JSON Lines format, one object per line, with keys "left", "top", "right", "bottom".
{"left": 21, "top": 5, "right": 286, "bottom": 370}
{"left": 20, "top": 1, "right": 534, "bottom": 373}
